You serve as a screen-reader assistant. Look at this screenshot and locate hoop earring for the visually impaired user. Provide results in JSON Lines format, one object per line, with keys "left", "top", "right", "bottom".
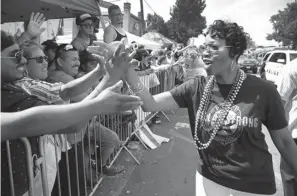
{"left": 23, "top": 70, "right": 29, "bottom": 77}
{"left": 231, "top": 60, "right": 236, "bottom": 70}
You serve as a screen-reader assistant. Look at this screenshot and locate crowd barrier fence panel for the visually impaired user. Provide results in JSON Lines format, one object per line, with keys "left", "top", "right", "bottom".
{"left": 2, "top": 65, "right": 183, "bottom": 196}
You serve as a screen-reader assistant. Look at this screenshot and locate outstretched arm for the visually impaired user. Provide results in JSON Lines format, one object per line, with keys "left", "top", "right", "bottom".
{"left": 1, "top": 81, "right": 142, "bottom": 141}
{"left": 125, "top": 67, "right": 180, "bottom": 112}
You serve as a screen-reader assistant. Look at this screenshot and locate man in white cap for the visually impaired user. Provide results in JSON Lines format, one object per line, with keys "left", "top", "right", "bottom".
{"left": 276, "top": 58, "right": 297, "bottom": 196}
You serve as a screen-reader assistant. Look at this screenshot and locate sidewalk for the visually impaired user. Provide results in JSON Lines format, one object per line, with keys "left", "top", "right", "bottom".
{"left": 94, "top": 109, "right": 197, "bottom": 196}
{"left": 94, "top": 108, "right": 283, "bottom": 196}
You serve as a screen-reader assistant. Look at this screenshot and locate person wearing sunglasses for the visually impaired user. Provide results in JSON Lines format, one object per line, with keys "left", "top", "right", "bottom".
{"left": 71, "top": 13, "right": 98, "bottom": 52}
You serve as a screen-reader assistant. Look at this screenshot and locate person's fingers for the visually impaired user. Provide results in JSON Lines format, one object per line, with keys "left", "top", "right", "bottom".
{"left": 39, "top": 16, "right": 46, "bottom": 26}
{"left": 30, "top": 12, "right": 34, "bottom": 22}
{"left": 109, "top": 80, "right": 123, "bottom": 91}
{"left": 114, "top": 42, "right": 125, "bottom": 58}
{"left": 117, "top": 94, "right": 142, "bottom": 102}
{"left": 126, "top": 44, "right": 134, "bottom": 53}
{"left": 33, "top": 12, "right": 40, "bottom": 21}
{"left": 120, "top": 37, "right": 127, "bottom": 43}
{"left": 120, "top": 51, "right": 127, "bottom": 60}
{"left": 129, "top": 59, "right": 139, "bottom": 67}
{"left": 36, "top": 13, "right": 44, "bottom": 23}
{"left": 95, "top": 55, "right": 106, "bottom": 65}
{"left": 128, "top": 51, "right": 136, "bottom": 59}
{"left": 93, "top": 41, "right": 109, "bottom": 49}
{"left": 105, "top": 60, "right": 112, "bottom": 70}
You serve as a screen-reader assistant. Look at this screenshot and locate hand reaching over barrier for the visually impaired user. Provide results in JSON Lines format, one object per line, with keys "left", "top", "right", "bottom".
{"left": 94, "top": 80, "right": 143, "bottom": 113}
{"left": 1, "top": 81, "right": 142, "bottom": 141}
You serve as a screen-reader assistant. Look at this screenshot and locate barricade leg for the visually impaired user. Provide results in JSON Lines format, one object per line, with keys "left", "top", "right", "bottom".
{"left": 20, "top": 137, "right": 35, "bottom": 196}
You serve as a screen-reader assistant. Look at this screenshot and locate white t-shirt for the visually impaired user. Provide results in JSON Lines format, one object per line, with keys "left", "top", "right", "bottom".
{"left": 276, "top": 59, "right": 297, "bottom": 138}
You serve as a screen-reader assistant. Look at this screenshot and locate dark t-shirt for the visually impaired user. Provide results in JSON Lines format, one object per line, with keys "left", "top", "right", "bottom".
{"left": 169, "top": 75, "right": 288, "bottom": 194}
{"left": 1, "top": 84, "right": 48, "bottom": 196}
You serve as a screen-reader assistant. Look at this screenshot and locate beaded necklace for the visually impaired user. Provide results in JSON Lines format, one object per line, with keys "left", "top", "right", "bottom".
{"left": 194, "top": 69, "right": 245, "bottom": 150}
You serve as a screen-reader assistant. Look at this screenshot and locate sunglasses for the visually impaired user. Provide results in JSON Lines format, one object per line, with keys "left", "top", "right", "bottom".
{"left": 27, "top": 56, "right": 48, "bottom": 63}
{"left": 80, "top": 23, "right": 95, "bottom": 28}
{"left": 1, "top": 50, "right": 24, "bottom": 64}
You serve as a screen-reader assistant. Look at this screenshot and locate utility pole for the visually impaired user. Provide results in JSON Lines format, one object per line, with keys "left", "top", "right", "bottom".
{"left": 140, "top": 0, "right": 145, "bottom": 35}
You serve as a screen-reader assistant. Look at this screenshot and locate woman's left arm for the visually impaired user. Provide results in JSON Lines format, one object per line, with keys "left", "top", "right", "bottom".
{"left": 270, "top": 127, "right": 297, "bottom": 177}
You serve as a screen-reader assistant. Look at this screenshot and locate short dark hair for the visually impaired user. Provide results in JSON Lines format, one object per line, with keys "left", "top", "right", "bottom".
{"left": 79, "top": 50, "right": 96, "bottom": 65}
{"left": 55, "top": 44, "right": 77, "bottom": 60}
{"left": 108, "top": 5, "right": 121, "bottom": 15}
{"left": 207, "top": 20, "right": 248, "bottom": 61}
{"left": 42, "top": 40, "right": 58, "bottom": 51}
{"left": 1, "top": 31, "right": 15, "bottom": 51}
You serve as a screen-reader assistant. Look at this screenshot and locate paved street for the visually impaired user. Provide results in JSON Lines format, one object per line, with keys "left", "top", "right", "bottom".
{"left": 96, "top": 108, "right": 283, "bottom": 196}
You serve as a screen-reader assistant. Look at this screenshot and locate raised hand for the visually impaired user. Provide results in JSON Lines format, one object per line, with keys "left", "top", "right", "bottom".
{"left": 88, "top": 41, "right": 121, "bottom": 60}
{"left": 92, "top": 54, "right": 106, "bottom": 78}
{"left": 25, "top": 12, "right": 46, "bottom": 39}
{"left": 94, "top": 81, "right": 143, "bottom": 114}
{"left": 106, "top": 42, "right": 136, "bottom": 81}
{"left": 89, "top": 38, "right": 134, "bottom": 60}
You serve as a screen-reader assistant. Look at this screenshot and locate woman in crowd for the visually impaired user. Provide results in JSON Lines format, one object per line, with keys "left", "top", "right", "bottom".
{"left": 103, "top": 20, "right": 297, "bottom": 196}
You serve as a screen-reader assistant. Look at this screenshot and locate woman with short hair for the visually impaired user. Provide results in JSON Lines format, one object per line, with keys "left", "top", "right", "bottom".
{"left": 113, "top": 20, "right": 297, "bottom": 195}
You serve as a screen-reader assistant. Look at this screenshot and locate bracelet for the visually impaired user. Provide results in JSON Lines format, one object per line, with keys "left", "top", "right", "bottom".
{"left": 129, "top": 80, "right": 144, "bottom": 93}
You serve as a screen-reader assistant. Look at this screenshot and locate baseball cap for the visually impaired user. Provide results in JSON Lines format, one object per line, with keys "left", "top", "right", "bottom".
{"left": 41, "top": 40, "right": 58, "bottom": 51}
{"left": 55, "top": 44, "right": 77, "bottom": 59}
{"left": 76, "top": 13, "right": 98, "bottom": 25}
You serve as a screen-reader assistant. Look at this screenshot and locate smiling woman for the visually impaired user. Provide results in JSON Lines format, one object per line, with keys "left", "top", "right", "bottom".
{"left": 118, "top": 19, "right": 297, "bottom": 196}
{"left": 23, "top": 42, "right": 49, "bottom": 80}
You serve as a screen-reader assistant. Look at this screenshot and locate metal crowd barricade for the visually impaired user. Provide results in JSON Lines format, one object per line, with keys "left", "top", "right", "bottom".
{"left": 2, "top": 65, "right": 183, "bottom": 196}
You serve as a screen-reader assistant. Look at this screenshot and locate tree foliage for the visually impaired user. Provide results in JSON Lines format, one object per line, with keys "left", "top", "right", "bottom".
{"left": 267, "top": 2, "right": 297, "bottom": 49}
{"left": 145, "top": 13, "right": 168, "bottom": 36}
{"left": 166, "top": 0, "right": 207, "bottom": 44}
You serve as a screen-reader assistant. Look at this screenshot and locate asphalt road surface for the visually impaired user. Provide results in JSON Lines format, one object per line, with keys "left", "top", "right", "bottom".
{"left": 96, "top": 108, "right": 283, "bottom": 196}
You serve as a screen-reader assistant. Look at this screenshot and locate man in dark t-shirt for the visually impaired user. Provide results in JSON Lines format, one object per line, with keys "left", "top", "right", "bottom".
{"left": 169, "top": 75, "right": 287, "bottom": 194}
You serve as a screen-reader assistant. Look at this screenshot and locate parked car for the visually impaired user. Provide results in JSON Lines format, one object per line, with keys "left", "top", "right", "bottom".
{"left": 238, "top": 55, "right": 258, "bottom": 74}
{"left": 261, "top": 50, "right": 297, "bottom": 84}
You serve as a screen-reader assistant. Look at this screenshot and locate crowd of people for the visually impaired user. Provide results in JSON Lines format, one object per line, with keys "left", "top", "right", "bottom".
{"left": 0, "top": 5, "right": 200, "bottom": 196}
{"left": 1, "top": 4, "right": 297, "bottom": 196}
